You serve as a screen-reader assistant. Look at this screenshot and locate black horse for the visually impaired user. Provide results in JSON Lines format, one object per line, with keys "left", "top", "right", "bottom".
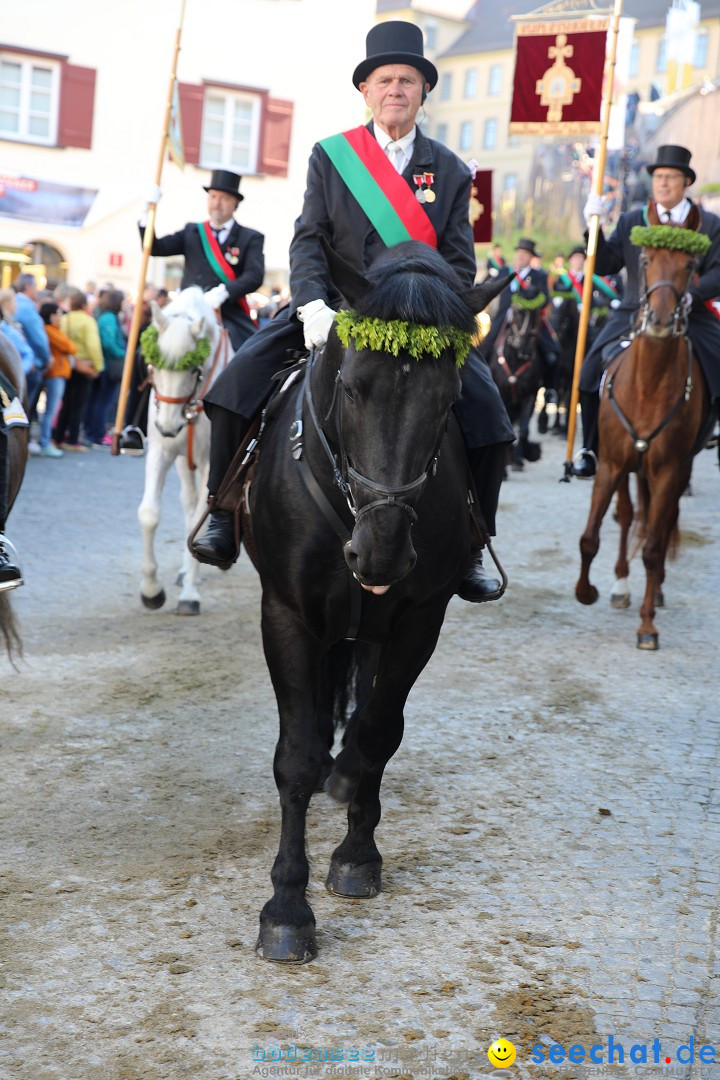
{"left": 243, "top": 241, "right": 508, "bottom": 963}
{"left": 0, "top": 335, "right": 28, "bottom": 659}
{"left": 543, "top": 294, "right": 579, "bottom": 435}
{"left": 488, "top": 304, "right": 542, "bottom": 469}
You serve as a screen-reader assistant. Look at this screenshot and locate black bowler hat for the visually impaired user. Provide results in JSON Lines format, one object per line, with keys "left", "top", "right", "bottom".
{"left": 646, "top": 145, "right": 696, "bottom": 185}
{"left": 203, "top": 169, "right": 244, "bottom": 202}
{"left": 353, "top": 20, "right": 438, "bottom": 90}
{"left": 515, "top": 237, "right": 539, "bottom": 257}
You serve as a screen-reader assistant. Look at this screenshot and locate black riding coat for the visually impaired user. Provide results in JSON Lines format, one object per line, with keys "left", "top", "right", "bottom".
{"left": 205, "top": 122, "right": 513, "bottom": 447}
{"left": 139, "top": 220, "right": 265, "bottom": 349}
{"left": 580, "top": 202, "right": 720, "bottom": 396}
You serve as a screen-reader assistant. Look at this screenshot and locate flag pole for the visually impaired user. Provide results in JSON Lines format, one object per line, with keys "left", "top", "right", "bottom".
{"left": 561, "top": 0, "right": 624, "bottom": 481}
{"left": 111, "top": 0, "right": 187, "bottom": 456}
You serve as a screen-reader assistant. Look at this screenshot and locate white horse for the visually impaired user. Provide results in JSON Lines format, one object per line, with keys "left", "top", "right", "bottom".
{"left": 138, "top": 287, "right": 230, "bottom": 615}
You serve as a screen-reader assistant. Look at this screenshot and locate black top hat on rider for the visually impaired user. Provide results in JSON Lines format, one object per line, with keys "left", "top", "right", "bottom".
{"left": 515, "top": 237, "right": 540, "bottom": 257}
{"left": 646, "top": 145, "right": 696, "bottom": 185}
{"left": 352, "top": 20, "right": 438, "bottom": 89}
{"left": 203, "top": 169, "right": 245, "bottom": 202}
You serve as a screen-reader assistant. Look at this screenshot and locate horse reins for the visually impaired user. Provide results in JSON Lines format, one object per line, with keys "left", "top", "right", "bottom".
{"left": 150, "top": 324, "right": 231, "bottom": 470}
{"left": 606, "top": 257, "right": 697, "bottom": 475}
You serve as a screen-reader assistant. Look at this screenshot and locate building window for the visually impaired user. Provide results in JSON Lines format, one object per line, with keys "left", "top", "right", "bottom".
{"left": 201, "top": 88, "right": 262, "bottom": 173}
{"left": 488, "top": 64, "right": 502, "bottom": 96}
{"left": 483, "top": 117, "right": 498, "bottom": 149}
{"left": 503, "top": 173, "right": 518, "bottom": 192}
{"left": 459, "top": 121, "right": 473, "bottom": 151}
{"left": 629, "top": 40, "right": 639, "bottom": 77}
{"left": 694, "top": 29, "right": 709, "bottom": 68}
{"left": 435, "top": 122, "right": 448, "bottom": 144}
{"left": 424, "top": 19, "right": 438, "bottom": 52}
{"left": 464, "top": 68, "right": 477, "bottom": 98}
{"left": 656, "top": 37, "right": 667, "bottom": 73}
{"left": 440, "top": 72, "right": 452, "bottom": 101}
{"left": 0, "top": 54, "right": 60, "bottom": 144}
{"left": 508, "top": 134, "right": 521, "bottom": 148}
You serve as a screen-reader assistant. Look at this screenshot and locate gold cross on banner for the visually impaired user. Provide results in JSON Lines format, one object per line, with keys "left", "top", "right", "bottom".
{"left": 535, "top": 34, "right": 582, "bottom": 123}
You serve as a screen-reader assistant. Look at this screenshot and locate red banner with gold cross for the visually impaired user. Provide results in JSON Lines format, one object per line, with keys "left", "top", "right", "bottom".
{"left": 509, "top": 18, "right": 609, "bottom": 136}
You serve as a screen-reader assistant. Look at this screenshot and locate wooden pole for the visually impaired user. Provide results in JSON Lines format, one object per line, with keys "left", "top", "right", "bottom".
{"left": 562, "top": 0, "right": 624, "bottom": 480}
{"left": 111, "top": 0, "right": 187, "bottom": 456}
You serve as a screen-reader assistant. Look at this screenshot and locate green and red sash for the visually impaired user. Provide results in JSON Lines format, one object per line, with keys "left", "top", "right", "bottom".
{"left": 197, "top": 222, "right": 250, "bottom": 314}
{"left": 319, "top": 126, "right": 437, "bottom": 249}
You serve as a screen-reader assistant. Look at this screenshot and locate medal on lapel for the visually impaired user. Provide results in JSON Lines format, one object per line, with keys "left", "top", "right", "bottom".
{"left": 226, "top": 247, "right": 239, "bottom": 266}
{"left": 412, "top": 175, "right": 426, "bottom": 204}
{"left": 422, "top": 172, "right": 436, "bottom": 203}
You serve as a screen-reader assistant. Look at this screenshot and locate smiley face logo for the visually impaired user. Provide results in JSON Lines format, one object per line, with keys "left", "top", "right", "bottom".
{"left": 488, "top": 1039, "right": 517, "bottom": 1068}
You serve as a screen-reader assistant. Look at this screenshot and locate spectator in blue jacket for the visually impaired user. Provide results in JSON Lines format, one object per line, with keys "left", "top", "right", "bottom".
{"left": 13, "top": 273, "right": 49, "bottom": 414}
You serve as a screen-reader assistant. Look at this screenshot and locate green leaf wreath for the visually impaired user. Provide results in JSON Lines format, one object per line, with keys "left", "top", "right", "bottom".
{"left": 333, "top": 310, "right": 473, "bottom": 368}
{"left": 630, "top": 225, "right": 711, "bottom": 257}
{"left": 140, "top": 324, "right": 212, "bottom": 371}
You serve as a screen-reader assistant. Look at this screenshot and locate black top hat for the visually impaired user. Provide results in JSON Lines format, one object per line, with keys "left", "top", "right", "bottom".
{"left": 515, "top": 237, "right": 539, "bottom": 257}
{"left": 568, "top": 245, "right": 586, "bottom": 258}
{"left": 353, "top": 21, "right": 438, "bottom": 90}
{"left": 646, "top": 145, "right": 695, "bottom": 185}
{"left": 203, "top": 169, "right": 244, "bottom": 202}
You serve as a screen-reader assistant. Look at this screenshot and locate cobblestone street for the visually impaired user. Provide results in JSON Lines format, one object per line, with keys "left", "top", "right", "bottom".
{"left": 1, "top": 432, "right": 719, "bottom": 1080}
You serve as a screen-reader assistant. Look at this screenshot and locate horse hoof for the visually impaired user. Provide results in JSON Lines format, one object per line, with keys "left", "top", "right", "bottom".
{"left": 511, "top": 461, "right": 524, "bottom": 472}
{"left": 655, "top": 591, "right": 664, "bottom": 608}
{"left": 576, "top": 585, "right": 599, "bottom": 606}
{"left": 324, "top": 768, "right": 357, "bottom": 804}
{"left": 255, "top": 923, "right": 317, "bottom": 964}
{"left": 326, "top": 859, "right": 382, "bottom": 899}
{"left": 637, "top": 632, "right": 659, "bottom": 650}
{"left": 141, "top": 589, "right": 166, "bottom": 610}
{"left": 175, "top": 599, "right": 200, "bottom": 616}
{"left": 611, "top": 593, "right": 631, "bottom": 609}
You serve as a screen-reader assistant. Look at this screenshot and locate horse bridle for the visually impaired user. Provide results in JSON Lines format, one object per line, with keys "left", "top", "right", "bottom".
{"left": 148, "top": 324, "right": 230, "bottom": 470}
{"left": 293, "top": 349, "right": 441, "bottom": 528}
{"left": 635, "top": 255, "right": 696, "bottom": 337}
{"left": 607, "top": 255, "right": 698, "bottom": 474}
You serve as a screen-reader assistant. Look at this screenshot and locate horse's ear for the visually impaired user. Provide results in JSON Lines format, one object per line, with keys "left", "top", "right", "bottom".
{"left": 462, "top": 271, "right": 516, "bottom": 315}
{"left": 152, "top": 300, "right": 169, "bottom": 334}
{"left": 318, "top": 233, "right": 371, "bottom": 307}
{"left": 686, "top": 203, "right": 701, "bottom": 232}
{"left": 647, "top": 201, "right": 661, "bottom": 226}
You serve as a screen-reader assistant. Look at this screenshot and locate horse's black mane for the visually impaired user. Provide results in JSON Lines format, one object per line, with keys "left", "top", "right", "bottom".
{"left": 353, "top": 243, "right": 476, "bottom": 334}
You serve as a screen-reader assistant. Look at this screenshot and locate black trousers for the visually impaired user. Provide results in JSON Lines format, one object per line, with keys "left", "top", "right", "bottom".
{"left": 0, "top": 419, "right": 8, "bottom": 532}
{"left": 207, "top": 405, "right": 507, "bottom": 537}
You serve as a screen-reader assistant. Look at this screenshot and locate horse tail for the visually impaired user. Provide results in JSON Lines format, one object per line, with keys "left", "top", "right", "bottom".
{"left": 0, "top": 593, "right": 22, "bottom": 667}
{"left": 319, "top": 640, "right": 379, "bottom": 732}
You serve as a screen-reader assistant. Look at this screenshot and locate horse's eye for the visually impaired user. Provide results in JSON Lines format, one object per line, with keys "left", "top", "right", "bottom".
{"left": 343, "top": 383, "right": 355, "bottom": 403}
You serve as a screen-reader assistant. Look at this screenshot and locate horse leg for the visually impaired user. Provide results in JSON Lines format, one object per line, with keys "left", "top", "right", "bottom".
{"left": 137, "top": 441, "right": 173, "bottom": 610}
{"left": 256, "top": 600, "right": 328, "bottom": 963}
{"left": 636, "top": 471, "right": 684, "bottom": 649}
{"left": 326, "top": 604, "right": 447, "bottom": 900}
{"left": 610, "top": 475, "right": 633, "bottom": 609}
{"left": 174, "top": 454, "right": 206, "bottom": 615}
{"left": 576, "top": 461, "right": 623, "bottom": 605}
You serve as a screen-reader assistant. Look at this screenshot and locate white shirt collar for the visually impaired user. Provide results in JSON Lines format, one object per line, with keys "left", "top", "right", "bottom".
{"left": 373, "top": 124, "right": 416, "bottom": 172}
{"left": 656, "top": 198, "right": 691, "bottom": 225}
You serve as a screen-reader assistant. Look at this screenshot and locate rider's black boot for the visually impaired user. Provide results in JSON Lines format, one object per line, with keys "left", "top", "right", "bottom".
{"left": 457, "top": 443, "right": 506, "bottom": 603}
{"left": 571, "top": 391, "right": 599, "bottom": 478}
{"left": 190, "top": 405, "right": 250, "bottom": 568}
{"left": 457, "top": 547, "right": 503, "bottom": 603}
{"left": 191, "top": 508, "right": 238, "bottom": 569}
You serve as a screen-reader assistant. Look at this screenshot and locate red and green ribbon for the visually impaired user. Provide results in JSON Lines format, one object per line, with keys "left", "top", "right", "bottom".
{"left": 319, "top": 126, "right": 437, "bottom": 249}
{"left": 197, "top": 222, "right": 250, "bottom": 314}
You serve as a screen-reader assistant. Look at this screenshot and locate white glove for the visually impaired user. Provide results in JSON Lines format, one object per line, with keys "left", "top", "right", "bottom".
{"left": 204, "top": 283, "right": 229, "bottom": 309}
{"left": 145, "top": 183, "right": 162, "bottom": 208}
{"left": 297, "top": 299, "right": 336, "bottom": 349}
{"left": 583, "top": 192, "right": 605, "bottom": 226}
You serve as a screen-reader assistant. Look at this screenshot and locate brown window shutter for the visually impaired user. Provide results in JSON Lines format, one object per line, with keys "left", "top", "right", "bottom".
{"left": 178, "top": 81, "right": 204, "bottom": 165}
{"left": 58, "top": 63, "right": 96, "bottom": 149}
{"left": 259, "top": 97, "right": 293, "bottom": 177}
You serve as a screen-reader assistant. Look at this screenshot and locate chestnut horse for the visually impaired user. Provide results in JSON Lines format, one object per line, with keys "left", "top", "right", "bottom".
{"left": 575, "top": 205, "right": 711, "bottom": 649}
{"left": 0, "top": 336, "right": 28, "bottom": 659}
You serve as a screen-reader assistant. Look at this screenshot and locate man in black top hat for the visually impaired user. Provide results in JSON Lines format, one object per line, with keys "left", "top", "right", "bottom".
{"left": 507, "top": 238, "right": 559, "bottom": 397}
{"left": 573, "top": 144, "right": 720, "bottom": 477}
{"left": 193, "top": 19, "right": 514, "bottom": 604}
{"left": 139, "top": 169, "right": 265, "bottom": 351}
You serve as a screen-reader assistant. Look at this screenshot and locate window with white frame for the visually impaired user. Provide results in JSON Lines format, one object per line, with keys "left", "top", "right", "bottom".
{"left": 459, "top": 120, "right": 473, "bottom": 151}
{"left": 424, "top": 19, "right": 438, "bottom": 51}
{"left": 694, "top": 29, "right": 709, "bottom": 67}
{"left": 435, "top": 122, "right": 448, "bottom": 144}
{"left": 503, "top": 173, "right": 518, "bottom": 192}
{"left": 464, "top": 68, "right": 477, "bottom": 98}
{"left": 200, "top": 88, "right": 262, "bottom": 173}
{"left": 488, "top": 64, "right": 502, "bottom": 96}
{"left": 0, "top": 53, "right": 60, "bottom": 144}
{"left": 483, "top": 117, "right": 498, "bottom": 149}
{"left": 629, "top": 40, "right": 639, "bottom": 77}
{"left": 657, "top": 37, "right": 667, "bottom": 73}
{"left": 440, "top": 72, "right": 452, "bottom": 101}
